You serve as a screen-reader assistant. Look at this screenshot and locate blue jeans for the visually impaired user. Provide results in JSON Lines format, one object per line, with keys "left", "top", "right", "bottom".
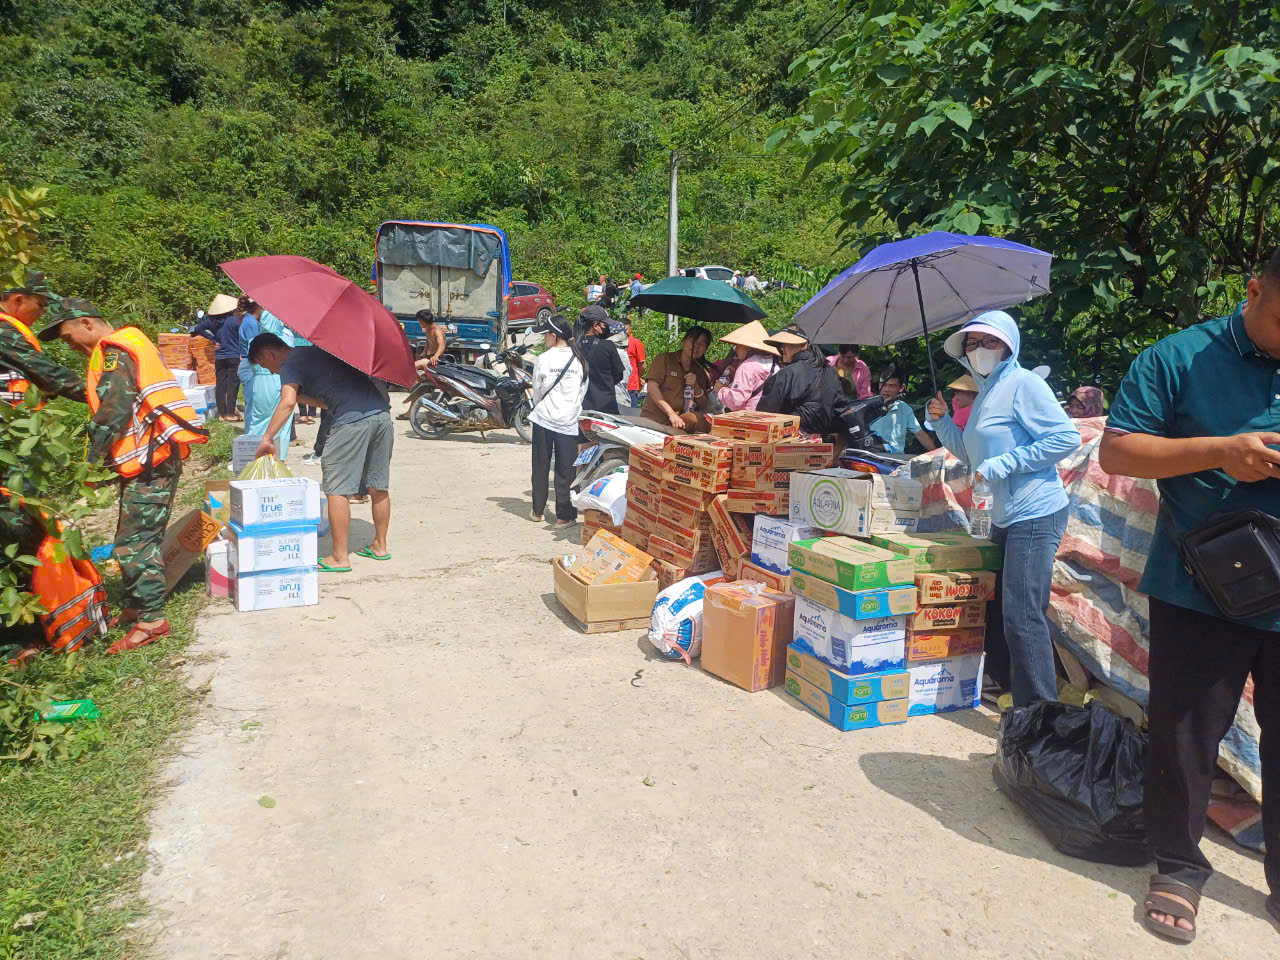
{"left": 628, "top": 390, "right": 640, "bottom": 407}
{"left": 986, "top": 505, "right": 1068, "bottom": 706}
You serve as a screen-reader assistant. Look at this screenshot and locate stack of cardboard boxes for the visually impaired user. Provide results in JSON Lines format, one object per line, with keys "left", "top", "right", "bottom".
{"left": 869, "top": 533, "right": 1001, "bottom": 716}
{"left": 225, "top": 477, "right": 321, "bottom": 612}
{"left": 553, "top": 529, "right": 661, "bottom": 632}
{"left": 190, "top": 335, "right": 217, "bottom": 385}
{"left": 157, "top": 332, "right": 193, "bottom": 372}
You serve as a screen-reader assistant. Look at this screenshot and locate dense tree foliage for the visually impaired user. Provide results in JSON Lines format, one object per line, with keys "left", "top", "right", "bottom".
{"left": 0, "top": 0, "right": 851, "bottom": 338}
{"left": 773, "top": 0, "right": 1279, "bottom": 390}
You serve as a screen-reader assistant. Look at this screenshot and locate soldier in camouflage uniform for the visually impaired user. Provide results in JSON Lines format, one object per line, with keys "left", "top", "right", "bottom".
{"left": 0, "top": 269, "right": 85, "bottom": 404}
{"left": 40, "top": 299, "right": 197, "bottom": 654}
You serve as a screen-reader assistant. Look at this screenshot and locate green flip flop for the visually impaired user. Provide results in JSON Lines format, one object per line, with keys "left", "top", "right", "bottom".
{"left": 355, "top": 547, "right": 391, "bottom": 561}
{"left": 318, "top": 559, "right": 352, "bottom": 573}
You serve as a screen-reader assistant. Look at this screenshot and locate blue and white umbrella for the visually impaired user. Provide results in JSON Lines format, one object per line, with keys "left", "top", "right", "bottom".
{"left": 793, "top": 231, "right": 1052, "bottom": 392}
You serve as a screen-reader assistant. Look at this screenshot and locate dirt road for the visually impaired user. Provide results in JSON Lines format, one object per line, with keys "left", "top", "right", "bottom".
{"left": 141, "top": 423, "right": 1274, "bottom": 959}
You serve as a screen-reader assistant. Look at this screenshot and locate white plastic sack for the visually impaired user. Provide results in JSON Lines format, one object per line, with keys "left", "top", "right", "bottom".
{"left": 648, "top": 572, "right": 723, "bottom": 664}
{"left": 570, "top": 467, "right": 629, "bottom": 526}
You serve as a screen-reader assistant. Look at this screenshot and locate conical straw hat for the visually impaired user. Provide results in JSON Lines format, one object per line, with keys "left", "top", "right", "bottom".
{"left": 720, "top": 319, "right": 780, "bottom": 357}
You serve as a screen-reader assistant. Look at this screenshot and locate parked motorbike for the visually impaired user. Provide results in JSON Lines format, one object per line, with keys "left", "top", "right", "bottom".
{"left": 572, "top": 408, "right": 673, "bottom": 492}
{"left": 406, "top": 345, "right": 534, "bottom": 442}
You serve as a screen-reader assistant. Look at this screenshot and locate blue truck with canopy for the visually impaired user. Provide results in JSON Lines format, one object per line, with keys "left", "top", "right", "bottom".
{"left": 373, "top": 221, "right": 512, "bottom": 363}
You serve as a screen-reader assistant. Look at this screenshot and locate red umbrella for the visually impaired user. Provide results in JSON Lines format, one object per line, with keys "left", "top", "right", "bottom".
{"left": 220, "top": 255, "right": 416, "bottom": 387}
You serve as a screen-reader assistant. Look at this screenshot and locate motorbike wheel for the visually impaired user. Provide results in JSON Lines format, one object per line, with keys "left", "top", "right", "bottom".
{"left": 511, "top": 400, "right": 533, "bottom": 443}
{"left": 573, "top": 448, "right": 627, "bottom": 493}
{"left": 409, "top": 395, "right": 449, "bottom": 440}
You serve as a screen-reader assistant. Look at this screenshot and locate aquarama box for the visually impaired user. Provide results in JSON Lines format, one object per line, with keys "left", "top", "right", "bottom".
{"left": 785, "top": 644, "right": 910, "bottom": 705}
{"left": 907, "top": 653, "right": 985, "bottom": 715}
{"left": 751, "top": 516, "right": 821, "bottom": 574}
{"left": 230, "top": 477, "right": 321, "bottom": 529}
{"left": 785, "top": 670, "right": 909, "bottom": 731}
{"left": 791, "top": 594, "right": 907, "bottom": 673}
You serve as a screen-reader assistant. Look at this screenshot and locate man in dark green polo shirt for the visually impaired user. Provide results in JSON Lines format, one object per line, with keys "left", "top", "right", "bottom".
{"left": 1101, "top": 246, "right": 1280, "bottom": 943}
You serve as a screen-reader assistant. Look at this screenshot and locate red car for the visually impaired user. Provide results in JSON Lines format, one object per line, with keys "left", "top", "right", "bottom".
{"left": 507, "top": 281, "right": 557, "bottom": 328}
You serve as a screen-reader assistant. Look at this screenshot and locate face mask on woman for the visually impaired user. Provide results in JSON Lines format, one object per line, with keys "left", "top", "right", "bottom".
{"left": 968, "top": 346, "right": 1005, "bottom": 377}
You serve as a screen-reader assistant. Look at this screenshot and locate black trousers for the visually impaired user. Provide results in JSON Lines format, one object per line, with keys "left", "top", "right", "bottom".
{"left": 214, "top": 357, "right": 240, "bottom": 417}
{"left": 530, "top": 423, "right": 576, "bottom": 520}
{"left": 1146, "top": 597, "right": 1279, "bottom": 895}
{"left": 314, "top": 409, "right": 333, "bottom": 457}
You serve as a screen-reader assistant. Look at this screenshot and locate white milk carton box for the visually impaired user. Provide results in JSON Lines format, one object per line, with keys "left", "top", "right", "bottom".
{"left": 750, "top": 516, "right": 821, "bottom": 575}
{"left": 789, "top": 468, "right": 923, "bottom": 536}
{"left": 173, "top": 369, "right": 198, "bottom": 390}
{"left": 907, "top": 653, "right": 985, "bottom": 716}
{"left": 228, "top": 552, "right": 318, "bottom": 612}
{"left": 791, "top": 594, "right": 907, "bottom": 674}
{"left": 226, "top": 522, "right": 318, "bottom": 573}
{"left": 230, "top": 477, "right": 321, "bottom": 529}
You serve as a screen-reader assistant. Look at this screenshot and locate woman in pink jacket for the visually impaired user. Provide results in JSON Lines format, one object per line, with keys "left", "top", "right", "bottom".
{"left": 715, "top": 320, "right": 780, "bottom": 411}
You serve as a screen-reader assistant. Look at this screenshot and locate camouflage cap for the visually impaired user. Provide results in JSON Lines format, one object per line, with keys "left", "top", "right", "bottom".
{"left": 1, "top": 268, "right": 59, "bottom": 299}
{"left": 37, "top": 297, "right": 102, "bottom": 341}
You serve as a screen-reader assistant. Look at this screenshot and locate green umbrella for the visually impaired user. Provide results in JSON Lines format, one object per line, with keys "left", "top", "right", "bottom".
{"left": 629, "top": 275, "right": 765, "bottom": 325}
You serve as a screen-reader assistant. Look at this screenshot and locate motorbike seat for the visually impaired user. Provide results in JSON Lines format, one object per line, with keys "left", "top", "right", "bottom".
{"left": 441, "top": 363, "right": 501, "bottom": 390}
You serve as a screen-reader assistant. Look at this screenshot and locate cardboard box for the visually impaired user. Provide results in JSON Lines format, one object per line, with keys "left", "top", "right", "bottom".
{"left": 627, "top": 468, "right": 665, "bottom": 501}
{"left": 708, "top": 495, "right": 752, "bottom": 555}
{"left": 785, "top": 645, "right": 910, "bottom": 705}
{"left": 161, "top": 508, "right": 224, "bottom": 592}
{"left": 663, "top": 460, "right": 730, "bottom": 494}
{"left": 907, "top": 654, "right": 985, "bottom": 715}
{"left": 724, "top": 489, "right": 789, "bottom": 514}
{"left": 656, "top": 488, "right": 714, "bottom": 528}
{"left": 785, "top": 670, "right": 909, "bottom": 731}
{"left": 662, "top": 433, "right": 735, "bottom": 470}
{"left": 205, "top": 539, "right": 230, "bottom": 598}
{"left": 204, "top": 479, "right": 231, "bottom": 525}
{"left": 789, "top": 469, "right": 923, "bottom": 536}
{"left": 582, "top": 508, "right": 623, "bottom": 546}
{"left": 791, "top": 572, "right": 916, "bottom": 621}
{"left": 788, "top": 537, "right": 916, "bottom": 590}
{"left": 700, "top": 582, "right": 795, "bottom": 692}
{"left": 871, "top": 532, "right": 1003, "bottom": 572}
{"left": 619, "top": 523, "right": 650, "bottom": 552}
{"left": 628, "top": 443, "right": 667, "bottom": 476}
{"left": 230, "top": 477, "right": 322, "bottom": 530}
{"left": 751, "top": 516, "right": 821, "bottom": 574}
{"left": 707, "top": 411, "right": 800, "bottom": 442}
{"left": 623, "top": 501, "right": 660, "bottom": 535}
{"left": 708, "top": 524, "right": 741, "bottom": 578}
{"left": 650, "top": 513, "right": 706, "bottom": 553}
{"left": 915, "top": 570, "right": 998, "bottom": 604}
{"left": 173, "top": 368, "right": 199, "bottom": 390}
{"left": 226, "top": 521, "right": 319, "bottom": 573}
{"left": 791, "top": 594, "right": 908, "bottom": 673}
{"left": 568, "top": 530, "right": 655, "bottom": 585}
{"left": 228, "top": 558, "right": 319, "bottom": 612}
{"left": 732, "top": 468, "right": 793, "bottom": 492}
{"left": 652, "top": 558, "right": 692, "bottom": 590}
{"left": 909, "top": 601, "right": 987, "bottom": 630}
{"left": 906, "top": 628, "right": 987, "bottom": 661}
{"left": 627, "top": 483, "right": 659, "bottom": 513}
{"left": 732, "top": 438, "right": 835, "bottom": 481}
{"left": 738, "top": 559, "right": 791, "bottom": 593}
{"left": 552, "top": 556, "right": 661, "bottom": 630}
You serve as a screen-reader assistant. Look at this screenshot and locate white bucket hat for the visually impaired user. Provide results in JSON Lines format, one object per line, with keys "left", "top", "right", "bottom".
{"left": 943, "top": 312, "right": 1015, "bottom": 359}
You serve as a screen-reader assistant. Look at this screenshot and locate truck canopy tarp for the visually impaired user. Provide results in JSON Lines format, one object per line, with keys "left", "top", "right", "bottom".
{"left": 377, "top": 223, "right": 500, "bottom": 279}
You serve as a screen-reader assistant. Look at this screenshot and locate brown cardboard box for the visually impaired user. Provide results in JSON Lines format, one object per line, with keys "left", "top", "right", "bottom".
{"left": 650, "top": 513, "right": 704, "bottom": 553}
{"left": 582, "top": 509, "right": 624, "bottom": 546}
{"left": 906, "top": 628, "right": 987, "bottom": 661}
{"left": 161, "top": 508, "right": 223, "bottom": 592}
{"left": 652, "top": 558, "right": 692, "bottom": 589}
{"left": 732, "top": 468, "right": 793, "bottom": 492}
{"left": 627, "top": 468, "right": 665, "bottom": 501}
{"left": 656, "top": 488, "right": 714, "bottom": 528}
{"left": 628, "top": 443, "right": 667, "bottom": 476}
{"left": 662, "top": 433, "right": 735, "bottom": 470}
{"left": 738, "top": 558, "right": 791, "bottom": 593}
{"left": 709, "top": 523, "right": 742, "bottom": 579}
{"left": 731, "top": 438, "right": 834, "bottom": 480}
{"left": 724, "top": 489, "right": 789, "bottom": 514}
{"left": 648, "top": 534, "right": 718, "bottom": 573}
{"left": 914, "top": 570, "right": 998, "bottom": 604}
{"left": 623, "top": 501, "right": 660, "bottom": 534}
{"left": 619, "top": 523, "right": 650, "bottom": 552}
{"left": 627, "top": 483, "right": 659, "bottom": 513}
{"left": 700, "top": 582, "right": 796, "bottom": 692}
{"left": 708, "top": 495, "right": 752, "bottom": 556}
{"left": 909, "top": 601, "right": 987, "bottom": 630}
{"left": 552, "top": 558, "right": 660, "bottom": 632}
{"left": 663, "top": 459, "right": 730, "bottom": 494}
{"left": 568, "top": 530, "right": 655, "bottom": 585}
{"left": 707, "top": 411, "right": 800, "bottom": 442}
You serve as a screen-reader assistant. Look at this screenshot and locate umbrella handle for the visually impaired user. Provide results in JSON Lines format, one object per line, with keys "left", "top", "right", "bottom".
{"left": 911, "top": 260, "right": 939, "bottom": 396}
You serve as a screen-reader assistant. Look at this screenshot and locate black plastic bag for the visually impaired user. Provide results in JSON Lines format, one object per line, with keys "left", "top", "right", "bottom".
{"left": 994, "top": 699, "right": 1152, "bottom": 866}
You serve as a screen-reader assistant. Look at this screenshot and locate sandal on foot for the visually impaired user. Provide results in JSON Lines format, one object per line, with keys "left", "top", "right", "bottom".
{"left": 107, "top": 620, "right": 171, "bottom": 656}
{"left": 318, "top": 559, "right": 352, "bottom": 573}
{"left": 1142, "top": 874, "right": 1200, "bottom": 943}
{"left": 108, "top": 607, "right": 140, "bottom": 629}
{"left": 355, "top": 547, "right": 391, "bottom": 561}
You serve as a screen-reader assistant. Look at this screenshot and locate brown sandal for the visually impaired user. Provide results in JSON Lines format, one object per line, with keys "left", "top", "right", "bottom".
{"left": 108, "top": 607, "right": 140, "bottom": 629}
{"left": 1142, "top": 874, "right": 1200, "bottom": 943}
{"left": 106, "top": 620, "right": 171, "bottom": 656}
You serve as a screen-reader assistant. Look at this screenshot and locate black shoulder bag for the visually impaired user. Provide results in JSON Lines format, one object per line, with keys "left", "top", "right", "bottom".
{"left": 1180, "top": 509, "right": 1280, "bottom": 619}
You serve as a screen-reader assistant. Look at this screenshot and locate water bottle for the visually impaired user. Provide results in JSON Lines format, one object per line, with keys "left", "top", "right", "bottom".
{"left": 970, "top": 478, "right": 993, "bottom": 539}
{"left": 683, "top": 384, "right": 694, "bottom": 413}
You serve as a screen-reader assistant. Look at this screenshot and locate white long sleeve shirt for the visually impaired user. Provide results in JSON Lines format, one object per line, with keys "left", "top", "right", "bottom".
{"left": 528, "top": 346, "right": 587, "bottom": 436}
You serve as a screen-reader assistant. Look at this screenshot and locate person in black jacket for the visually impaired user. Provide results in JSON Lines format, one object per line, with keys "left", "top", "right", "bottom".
{"left": 576, "top": 305, "right": 622, "bottom": 414}
{"left": 758, "top": 326, "right": 846, "bottom": 436}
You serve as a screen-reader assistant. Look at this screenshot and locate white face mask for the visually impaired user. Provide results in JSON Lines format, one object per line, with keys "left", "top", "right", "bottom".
{"left": 968, "top": 346, "right": 1005, "bottom": 376}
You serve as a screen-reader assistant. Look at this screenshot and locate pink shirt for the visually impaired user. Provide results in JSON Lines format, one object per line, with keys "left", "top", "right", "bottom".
{"left": 827, "top": 354, "right": 871, "bottom": 398}
{"left": 718, "top": 354, "right": 778, "bottom": 411}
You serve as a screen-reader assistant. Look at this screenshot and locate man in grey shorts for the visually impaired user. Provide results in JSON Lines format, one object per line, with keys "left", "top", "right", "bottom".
{"left": 250, "top": 333, "right": 394, "bottom": 573}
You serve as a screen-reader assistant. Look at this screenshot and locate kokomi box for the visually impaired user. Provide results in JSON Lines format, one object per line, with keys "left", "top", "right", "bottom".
{"left": 663, "top": 459, "right": 731, "bottom": 494}
{"left": 791, "top": 572, "right": 916, "bottom": 621}
{"left": 907, "top": 654, "right": 985, "bottom": 715}
{"left": 650, "top": 513, "right": 706, "bottom": 554}
{"left": 662, "top": 433, "right": 735, "bottom": 470}
{"left": 628, "top": 443, "right": 667, "bottom": 476}
{"left": 787, "top": 537, "right": 916, "bottom": 591}
{"left": 906, "top": 628, "right": 987, "bottom": 662}
{"left": 627, "top": 468, "right": 665, "bottom": 501}
{"left": 732, "top": 437, "right": 834, "bottom": 482}
{"left": 751, "top": 516, "right": 822, "bottom": 575}
{"left": 709, "top": 495, "right": 752, "bottom": 556}
{"left": 785, "top": 645, "right": 910, "bottom": 705}
{"left": 733, "top": 468, "right": 793, "bottom": 492}
{"left": 623, "top": 501, "right": 660, "bottom": 535}
{"left": 656, "top": 488, "right": 714, "bottom": 528}
{"left": 785, "top": 670, "right": 909, "bottom": 731}
{"left": 225, "top": 522, "right": 318, "bottom": 573}
{"left": 626, "top": 482, "right": 659, "bottom": 514}
{"left": 915, "top": 570, "right": 998, "bottom": 604}
{"left": 871, "top": 532, "right": 1003, "bottom": 572}
{"left": 700, "top": 582, "right": 795, "bottom": 692}
{"left": 707, "top": 411, "right": 800, "bottom": 442}
{"left": 791, "top": 594, "right": 908, "bottom": 674}
{"left": 229, "top": 477, "right": 322, "bottom": 530}
{"left": 908, "top": 601, "right": 987, "bottom": 631}
{"left": 723, "top": 489, "right": 789, "bottom": 514}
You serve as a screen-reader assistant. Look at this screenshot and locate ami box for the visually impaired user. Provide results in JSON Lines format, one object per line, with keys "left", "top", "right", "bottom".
{"left": 791, "top": 572, "right": 916, "bottom": 621}
{"left": 906, "top": 628, "right": 987, "bottom": 662}
{"left": 785, "top": 644, "right": 910, "bottom": 705}
{"left": 871, "top": 532, "right": 1003, "bottom": 572}
{"left": 785, "top": 670, "right": 909, "bottom": 731}
{"left": 787, "top": 537, "right": 916, "bottom": 591}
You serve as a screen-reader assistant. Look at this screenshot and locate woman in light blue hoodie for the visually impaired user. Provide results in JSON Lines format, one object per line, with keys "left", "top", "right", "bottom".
{"left": 926, "top": 310, "right": 1081, "bottom": 706}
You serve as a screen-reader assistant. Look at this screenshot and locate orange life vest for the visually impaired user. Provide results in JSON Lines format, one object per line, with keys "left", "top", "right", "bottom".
{"left": 0, "top": 487, "right": 108, "bottom": 655}
{"left": 86, "top": 327, "right": 208, "bottom": 478}
{"left": 0, "top": 311, "right": 44, "bottom": 408}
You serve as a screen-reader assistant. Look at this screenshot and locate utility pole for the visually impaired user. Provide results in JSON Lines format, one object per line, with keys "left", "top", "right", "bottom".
{"left": 667, "top": 150, "right": 679, "bottom": 333}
